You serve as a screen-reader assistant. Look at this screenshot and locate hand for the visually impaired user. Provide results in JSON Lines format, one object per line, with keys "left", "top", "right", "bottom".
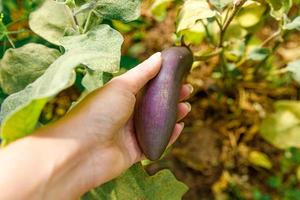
{"left": 64, "top": 52, "right": 193, "bottom": 190}
{"left": 0, "top": 53, "right": 193, "bottom": 200}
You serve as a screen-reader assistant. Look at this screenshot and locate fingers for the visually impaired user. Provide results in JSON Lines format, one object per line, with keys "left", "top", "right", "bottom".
{"left": 115, "top": 52, "right": 162, "bottom": 94}
{"left": 139, "top": 122, "right": 185, "bottom": 161}
{"left": 167, "top": 123, "right": 185, "bottom": 147}
{"left": 179, "top": 84, "right": 194, "bottom": 101}
{"left": 177, "top": 102, "right": 191, "bottom": 121}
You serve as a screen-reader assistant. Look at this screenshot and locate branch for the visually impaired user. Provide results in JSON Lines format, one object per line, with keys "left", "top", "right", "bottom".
{"left": 260, "top": 30, "right": 281, "bottom": 47}
{"left": 6, "top": 35, "right": 15, "bottom": 48}
{"left": 218, "top": 0, "right": 247, "bottom": 47}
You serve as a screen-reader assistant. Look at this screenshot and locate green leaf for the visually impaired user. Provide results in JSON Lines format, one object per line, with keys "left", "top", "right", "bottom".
{"left": 0, "top": 43, "right": 61, "bottom": 94}
{"left": 260, "top": 101, "right": 300, "bottom": 149}
{"left": 0, "top": 25, "right": 123, "bottom": 145}
{"left": 224, "top": 21, "right": 248, "bottom": 41}
{"left": 237, "top": 1, "right": 266, "bottom": 28}
{"left": 284, "top": 16, "right": 300, "bottom": 31}
{"left": 29, "top": 0, "right": 76, "bottom": 45}
{"left": 81, "top": 69, "right": 103, "bottom": 92}
{"left": 252, "top": 189, "right": 272, "bottom": 200}
{"left": 266, "top": 0, "right": 292, "bottom": 20}
{"left": 265, "top": 0, "right": 282, "bottom": 11}
{"left": 177, "top": 0, "right": 216, "bottom": 33}
{"left": 284, "top": 189, "right": 300, "bottom": 200}
{"left": 287, "top": 59, "right": 300, "bottom": 83}
{"left": 248, "top": 150, "right": 273, "bottom": 169}
{"left": 0, "top": 19, "right": 7, "bottom": 41}
{"left": 285, "top": 147, "right": 300, "bottom": 164}
{"left": 93, "top": 0, "right": 142, "bottom": 22}
{"left": 248, "top": 47, "right": 270, "bottom": 61}
{"left": 180, "top": 21, "right": 205, "bottom": 45}
{"left": 82, "top": 163, "right": 188, "bottom": 200}
{"left": 210, "top": 0, "right": 231, "bottom": 10}
{"left": 151, "top": 0, "right": 173, "bottom": 21}
{"left": 266, "top": 176, "right": 282, "bottom": 188}
{"left": 297, "top": 166, "right": 300, "bottom": 182}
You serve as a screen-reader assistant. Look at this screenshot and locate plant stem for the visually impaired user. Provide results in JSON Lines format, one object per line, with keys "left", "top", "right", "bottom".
{"left": 7, "top": 29, "right": 28, "bottom": 35}
{"left": 200, "top": 20, "right": 214, "bottom": 45}
{"left": 74, "top": 15, "right": 79, "bottom": 27}
{"left": 260, "top": 30, "right": 281, "bottom": 47}
{"left": 6, "top": 35, "right": 15, "bottom": 48}
{"left": 83, "top": 10, "right": 93, "bottom": 33}
{"left": 223, "top": 5, "right": 232, "bottom": 24}
{"left": 218, "top": 0, "right": 247, "bottom": 47}
{"left": 215, "top": 16, "right": 223, "bottom": 32}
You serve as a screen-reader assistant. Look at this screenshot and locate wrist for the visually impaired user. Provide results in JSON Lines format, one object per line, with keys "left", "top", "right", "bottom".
{"left": 36, "top": 117, "right": 97, "bottom": 199}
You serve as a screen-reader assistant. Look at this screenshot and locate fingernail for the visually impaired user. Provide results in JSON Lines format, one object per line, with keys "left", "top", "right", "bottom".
{"left": 185, "top": 102, "right": 192, "bottom": 112}
{"left": 149, "top": 52, "right": 161, "bottom": 60}
{"left": 187, "top": 84, "right": 194, "bottom": 94}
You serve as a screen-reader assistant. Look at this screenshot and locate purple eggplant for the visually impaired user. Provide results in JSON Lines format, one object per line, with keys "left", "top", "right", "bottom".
{"left": 134, "top": 46, "right": 193, "bottom": 160}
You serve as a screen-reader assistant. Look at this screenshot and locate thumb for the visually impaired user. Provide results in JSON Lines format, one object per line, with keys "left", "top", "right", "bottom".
{"left": 115, "top": 52, "right": 162, "bottom": 94}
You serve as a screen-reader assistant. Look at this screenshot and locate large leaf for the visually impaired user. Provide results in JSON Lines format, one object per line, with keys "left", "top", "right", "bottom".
{"left": 82, "top": 164, "right": 188, "bottom": 200}
{"left": 0, "top": 43, "right": 61, "bottom": 94}
{"left": 177, "top": 0, "right": 216, "bottom": 33}
{"left": 260, "top": 101, "right": 300, "bottom": 149}
{"left": 237, "top": 1, "right": 266, "bottom": 28}
{"left": 284, "top": 16, "right": 300, "bottom": 31}
{"left": 29, "top": 0, "right": 76, "bottom": 45}
{"left": 0, "top": 25, "right": 123, "bottom": 145}
{"left": 287, "top": 59, "right": 300, "bottom": 83}
{"left": 77, "top": 0, "right": 142, "bottom": 22}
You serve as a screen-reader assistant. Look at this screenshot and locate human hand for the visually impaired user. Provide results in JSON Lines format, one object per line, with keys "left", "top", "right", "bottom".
{"left": 0, "top": 53, "right": 193, "bottom": 200}
{"left": 64, "top": 52, "right": 193, "bottom": 190}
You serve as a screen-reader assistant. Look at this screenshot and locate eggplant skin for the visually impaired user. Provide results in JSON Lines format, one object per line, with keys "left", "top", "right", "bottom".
{"left": 134, "top": 46, "right": 193, "bottom": 160}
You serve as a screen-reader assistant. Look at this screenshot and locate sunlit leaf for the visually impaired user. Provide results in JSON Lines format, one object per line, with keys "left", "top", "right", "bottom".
{"left": 287, "top": 59, "right": 300, "bottom": 83}
{"left": 284, "top": 16, "right": 300, "bottom": 31}
{"left": 237, "top": 1, "right": 266, "bottom": 28}
{"left": 177, "top": 0, "right": 216, "bottom": 33}
{"left": 82, "top": 164, "right": 188, "bottom": 200}
{"left": 94, "top": 0, "right": 142, "bottom": 22}
{"left": 260, "top": 101, "right": 300, "bottom": 149}
{"left": 0, "top": 25, "right": 123, "bottom": 145}
{"left": 180, "top": 21, "right": 205, "bottom": 45}
{"left": 248, "top": 150, "right": 273, "bottom": 169}
{"left": 29, "top": 0, "right": 76, "bottom": 45}
{"left": 0, "top": 43, "right": 61, "bottom": 94}
{"left": 224, "top": 21, "right": 248, "bottom": 40}
{"left": 81, "top": 69, "right": 103, "bottom": 92}
{"left": 151, "top": 0, "right": 173, "bottom": 21}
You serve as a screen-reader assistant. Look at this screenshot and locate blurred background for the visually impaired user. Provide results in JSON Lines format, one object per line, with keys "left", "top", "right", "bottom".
{"left": 1, "top": 0, "right": 300, "bottom": 199}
